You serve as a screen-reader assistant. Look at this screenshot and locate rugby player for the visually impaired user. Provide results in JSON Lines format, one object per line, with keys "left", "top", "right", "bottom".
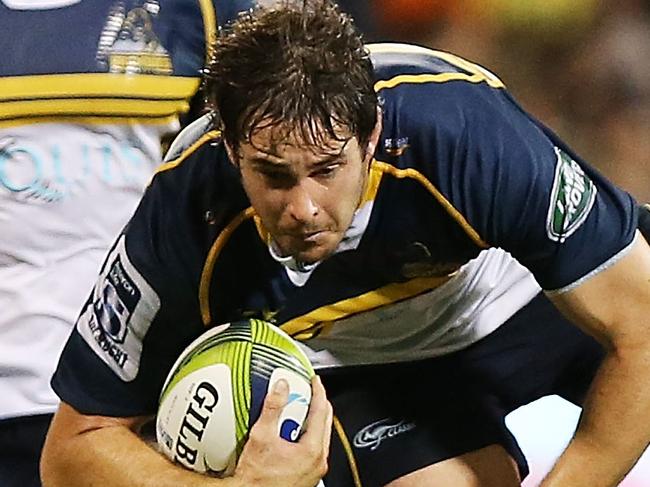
{"left": 42, "top": 1, "right": 650, "bottom": 486}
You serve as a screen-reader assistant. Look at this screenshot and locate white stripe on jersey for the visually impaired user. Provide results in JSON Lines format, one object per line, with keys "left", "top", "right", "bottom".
{"left": 301, "top": 248, "right": 541, "bottom": 370}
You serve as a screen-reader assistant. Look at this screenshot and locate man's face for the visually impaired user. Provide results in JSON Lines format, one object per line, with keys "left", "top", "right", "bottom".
{"left": 230, "top": 123, "right": 376, "bottom": 264}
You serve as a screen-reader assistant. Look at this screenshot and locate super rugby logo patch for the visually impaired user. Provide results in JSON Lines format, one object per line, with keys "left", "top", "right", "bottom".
{"left": 77, "top": 236, "right": 160, "bottom": 381}
{"left": 546, "top": 147, "right": 596, "bottom": 243}
{"left": 94, "top": 255, "right": 139, "bottom": 344}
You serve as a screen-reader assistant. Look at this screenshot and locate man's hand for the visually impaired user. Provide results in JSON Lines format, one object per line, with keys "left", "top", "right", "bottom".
{"left": 233, "top": 376, "right": 333, "bottom": 487}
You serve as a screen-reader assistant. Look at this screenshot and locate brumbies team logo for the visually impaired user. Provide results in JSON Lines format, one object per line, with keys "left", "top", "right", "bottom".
{"left": 96, "top": 0, "right": 172, "bottom": 74}
{"left": 77, "top": 236, "right": 160, "bottom": 381}
{"left": 546, "top": 147, "right": 597, "bottom": 243}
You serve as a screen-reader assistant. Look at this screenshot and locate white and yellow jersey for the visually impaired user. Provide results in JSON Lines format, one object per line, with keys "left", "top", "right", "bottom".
{"left": 0, "top": 0, "right": 256, "bottom": 420}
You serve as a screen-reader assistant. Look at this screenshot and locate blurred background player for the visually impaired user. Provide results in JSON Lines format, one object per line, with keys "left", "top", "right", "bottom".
{"left": 0, "top": 1, "right": 257, "bottom": 486}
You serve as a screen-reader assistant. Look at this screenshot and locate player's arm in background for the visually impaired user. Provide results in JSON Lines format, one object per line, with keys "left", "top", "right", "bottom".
{"left": 40, "top": 138, "right": 331, "bottom": 487}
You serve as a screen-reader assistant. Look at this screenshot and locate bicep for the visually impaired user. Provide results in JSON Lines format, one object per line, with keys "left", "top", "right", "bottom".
{"left": 547, "top": 231, "right": 650, "bottom": 348}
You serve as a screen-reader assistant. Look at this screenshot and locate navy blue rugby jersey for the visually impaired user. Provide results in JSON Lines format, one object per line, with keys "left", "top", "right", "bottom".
{"left": 52, "top": 43, "right": 637, "bottom": 417}
{"left": 0, "top": 0, "right": 254, "bottom": 125}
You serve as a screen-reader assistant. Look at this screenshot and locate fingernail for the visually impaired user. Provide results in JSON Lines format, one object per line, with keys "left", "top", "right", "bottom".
{"left": 273, "top": 379, "right": 288, "bottom": 394}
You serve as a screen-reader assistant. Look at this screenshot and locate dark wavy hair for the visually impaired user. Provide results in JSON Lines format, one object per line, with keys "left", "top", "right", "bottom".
{"left": 204, "top": 0, "right": 378, "bottom": 153}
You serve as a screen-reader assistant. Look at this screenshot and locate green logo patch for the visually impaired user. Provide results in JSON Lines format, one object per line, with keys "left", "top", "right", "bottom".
{"left": 546, "top": 147, "right": 597, "bottom": 243}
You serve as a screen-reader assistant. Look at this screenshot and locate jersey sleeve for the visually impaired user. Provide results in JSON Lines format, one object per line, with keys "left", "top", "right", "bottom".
{"left": 51, "top": 166, "right": 206, "bottom": 417}
{"left": 379, "top": 57, "right": 637, "bottom": 291}
{"left": 446, "top": 85, "right": 636, "bottom": 290}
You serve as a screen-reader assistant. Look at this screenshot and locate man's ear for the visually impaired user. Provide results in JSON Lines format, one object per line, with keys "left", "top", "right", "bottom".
{"left": 364, "top": 108, "right": 383, "bottom": 164}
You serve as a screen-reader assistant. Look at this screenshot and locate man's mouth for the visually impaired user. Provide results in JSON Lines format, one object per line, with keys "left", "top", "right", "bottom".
{"left": 300, "top": 230, "right": 327, "bottom": 243}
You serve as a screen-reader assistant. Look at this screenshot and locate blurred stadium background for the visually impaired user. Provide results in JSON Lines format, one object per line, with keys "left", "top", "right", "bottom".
{"left": 336, "top": 0, "right": 650, "bottom": 485}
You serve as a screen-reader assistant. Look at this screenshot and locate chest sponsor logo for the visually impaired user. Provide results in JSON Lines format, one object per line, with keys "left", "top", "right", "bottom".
{"left": 97, "top": 0, "right": 172, "bottom": 75}
{"left": 353, "top": 418, "right": 416, "bottom": 451}
{"left": 546, "top": 147, "right": 597, "bottom": 243}
{"left": 0, "top": 136, "right": 148, "bottom": 203}
{"left": 78, "top": 236, "right": 160, "bottom": 381}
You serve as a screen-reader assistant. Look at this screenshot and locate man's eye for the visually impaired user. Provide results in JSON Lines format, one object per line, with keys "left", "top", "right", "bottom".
{"left": 261, "top": 170, "right": 293, "bottom": 187}
{"left": 263, "top": 171, "right": 285, "bottom": 180}
{"left": 313, "top": 164, "right": 340, "bottom": 178}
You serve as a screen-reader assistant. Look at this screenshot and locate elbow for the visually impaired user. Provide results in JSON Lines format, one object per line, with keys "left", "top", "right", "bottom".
{"left": 40, "top": 426, "right": 63, "bottom": 487}
{"left": 39, "top": 403, "right": 86, "bottom": 487}
{"left": 603, "top": 334, "right": 650, "bottom": 378}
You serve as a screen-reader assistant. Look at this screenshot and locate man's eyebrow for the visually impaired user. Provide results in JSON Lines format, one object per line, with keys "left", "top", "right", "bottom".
{"left": 249, "top": 155, "right": 289, "bottom": 168}
{"left": 311, "top": 153, "right": 344, "bottom": 167}
{"left": 310, "top": 140, "right": 352, "bottom": 166}
{"left": 248, "top": 151, "right": 345, "bottom": 169}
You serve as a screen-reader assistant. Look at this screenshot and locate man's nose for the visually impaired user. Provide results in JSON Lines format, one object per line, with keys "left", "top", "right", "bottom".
{"left": 286, "top": 182, "right": 319, "bottom": 223}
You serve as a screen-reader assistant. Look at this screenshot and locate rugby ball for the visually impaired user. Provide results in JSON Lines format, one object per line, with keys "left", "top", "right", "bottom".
{"left": 155, "top": 319, "right": 314, "bottom": 476}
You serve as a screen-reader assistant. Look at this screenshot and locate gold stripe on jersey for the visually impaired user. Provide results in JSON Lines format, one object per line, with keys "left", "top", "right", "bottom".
{"left": 369, "top": 43, "right": 505, "bottom": 90}
{"left": 359, "top": 159, "right": 384, "bottom": 206}
{"left": 0, "top": 114, "right": 180, "bottom": 128}
{"left": 375, "top": 72, "right": 500, "bottom": 92}
{"left": 154, "top": 130, "right": 222, "bottom": 176}
{"left": 281, "top": 275, "right": 453, "bottom": 340}
{"left": 1, "top": 98, "right": 191, "bottom": 120}
{"left": 376, "top": 160, "right": 488, "bottom": 248}
{"left": 198, "top": 0, "right": 217, "bottom": 63}
{"left": 252, "top": 215, "right": 270, "bottom": 244}
{"left": 154, "top": 128, "right": 231, "bottom": 326}
{"left": 200, "top": 207, "right": 257, "bottom": 326}
{"left": 333, "top": 416, "right": 363, "bottom": 487}
{"left": 0, "top": 74, "right": 199, "bottom": 100}
{"left": 0, "top": 74, "right": 199, "bottom": 122}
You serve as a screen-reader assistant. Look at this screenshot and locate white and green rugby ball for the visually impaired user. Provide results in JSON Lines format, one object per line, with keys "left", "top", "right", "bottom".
{"left": 156, "top": 319, "right": 314, "bottom": 476}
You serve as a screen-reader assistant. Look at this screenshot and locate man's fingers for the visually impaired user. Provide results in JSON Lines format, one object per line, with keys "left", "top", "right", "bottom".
{"left": 252, "top": 378, "right": 288, "bottom": 431}
{"left": 302, "top": 376, "right": 333, "bottom": 446}
{"left": 253, "top": 375, "right": 331, "bottom": 452}
{"left": 266, "top": 378, "right": 290, "bottom": 412}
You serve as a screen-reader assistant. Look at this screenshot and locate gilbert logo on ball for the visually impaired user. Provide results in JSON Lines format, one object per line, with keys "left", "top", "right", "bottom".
{"left": 156, "top": 319, "right": 314, "bottom": 476}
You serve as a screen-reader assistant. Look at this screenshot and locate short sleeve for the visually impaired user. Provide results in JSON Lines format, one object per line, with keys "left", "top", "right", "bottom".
{"left": 452, "top": 88, "right": 638, "bottom": 290}
{"left": 378, "top": 68, "right": 638, "bottom": 291}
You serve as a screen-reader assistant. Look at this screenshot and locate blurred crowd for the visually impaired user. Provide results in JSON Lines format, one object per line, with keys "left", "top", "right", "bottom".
{"left": 340, "top": 0, "right": 650, "bottom": 202}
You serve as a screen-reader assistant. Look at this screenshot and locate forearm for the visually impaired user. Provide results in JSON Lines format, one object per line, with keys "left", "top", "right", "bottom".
{"left": 41, "top": 419, "right": 239, "bottom": 487}
{"left": 43, "top": 377, "right": 330, "bottom": 487}
{"left": 542, "top": 345, "right": 650, "bottom": 486}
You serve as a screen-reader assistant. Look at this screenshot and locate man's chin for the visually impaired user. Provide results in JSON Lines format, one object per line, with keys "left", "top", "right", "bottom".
{"left": 292, "top": 247, "right": 335, "bottom": 265}
{"left": 277, "top": 233, "right": 340, "bottom": 264}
